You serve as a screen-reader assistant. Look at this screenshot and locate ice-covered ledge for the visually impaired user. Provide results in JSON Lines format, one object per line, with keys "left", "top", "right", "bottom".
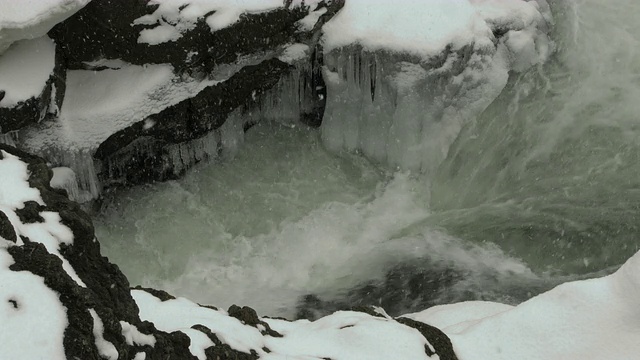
{"left": 2, "top": 0, "right": 342, "bottom": 202}
{"left": 320, "top": 0, "right": 553, "bottom": 173}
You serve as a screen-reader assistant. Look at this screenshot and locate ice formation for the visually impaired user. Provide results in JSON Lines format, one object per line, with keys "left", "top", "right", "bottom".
{"left": 50, "top": 166, "right": 82, "bottom": 202}
{"left": 320, "top": 0, "right": 552, "bottom": 173}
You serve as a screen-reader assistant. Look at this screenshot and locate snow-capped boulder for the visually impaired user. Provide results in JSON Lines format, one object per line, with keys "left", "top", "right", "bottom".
{"left": 0, "top": 36, "right": 65, "bottom": 133}
{"left": 49, "top": 0, "right": 336, "bottom": 73}
{"left": 0, "top": 143, "right": 212, "bottom": 359}
{"left": 0, "top": 0, "right": 90, "bottom": 54}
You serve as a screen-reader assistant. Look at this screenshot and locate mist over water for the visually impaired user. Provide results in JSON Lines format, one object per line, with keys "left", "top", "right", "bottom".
{"left": 96, "top": 0, "right": 640, "bottom": 318}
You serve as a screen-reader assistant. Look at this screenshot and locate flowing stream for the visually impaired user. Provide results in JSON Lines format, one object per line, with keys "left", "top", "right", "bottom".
{"left": 95, "top": 0, "right": 640, "bottom": 319}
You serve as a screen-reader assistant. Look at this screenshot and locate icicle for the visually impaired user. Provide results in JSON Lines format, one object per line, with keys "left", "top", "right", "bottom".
{"left": 321, "top": 45, "right": 509, "bottom": 175}
{"left": 163, "top": 130, "right": 221, "bottom": 176}
{"left": 218, "top": 107, "right": 249, "bottom": 159}
{"left": 251, "top": 57, "right": 322, "bottom": 127}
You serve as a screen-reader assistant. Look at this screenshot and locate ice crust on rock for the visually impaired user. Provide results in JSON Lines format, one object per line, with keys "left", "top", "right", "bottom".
{"left": 0, "top": 0, "right": 89, "bottom": 53}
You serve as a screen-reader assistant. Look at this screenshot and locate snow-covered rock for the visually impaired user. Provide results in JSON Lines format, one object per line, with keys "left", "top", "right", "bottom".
{"left": 0, "top": 36, "right": 65, "bottom": 133}
{"left": 320, "top": 0, "right": 553, "bottom": 173}
{"left": 9, "top": 0, "right": 342, "bottom": 199}
{"left": 410, "top": 249, "right": 640, "bottom": 360}
{"left": 0, "top": 143, "right": 457, "bottom": 359}
{"left": 0, "top": 0, "right": 89, "bottom": 54}
{"left": 0, "top": 144, "right": 200, "bottom": 359}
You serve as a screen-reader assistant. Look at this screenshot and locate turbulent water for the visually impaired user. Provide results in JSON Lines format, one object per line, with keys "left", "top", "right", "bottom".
{"left": 96, "top": 0, "right": 640, "bottom": 318}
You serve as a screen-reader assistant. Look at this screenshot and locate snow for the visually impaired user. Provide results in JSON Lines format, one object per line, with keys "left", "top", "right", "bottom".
{"left": 120, "top": 321, "right": 156, "bottom": 347}
{"left": 0, "top": 242, "right": 68, "bottom": 360}
{"left": 89, "top": 309, "right": 119, "bottom": 360}
{"left": 0, "top": 0, "right": 89, "bottom": 54}
{"left": 134, "top": 0, "right": 283, "bottom": 45}
{"left": 0, "top": 36, "right": 56, "bottom": 108}
{"left": 135, "top": 0, "right": 324, "bottom": 45}
{"left": 297, "top": 6, "right": 327, "bottom": 31}
{"left": 21, "top": 63, "right": 217, "bottom": 152}
{"left": 322, "top": 0, "right": 550, "bottom": 59}
{"left": 278, "top": 43, "right": 309, "bottom": 64}
{"left": 0, "top": 151, "right": 85, "bottom": 287}
{"left": 404, "top": 301, "right": 513, "bottom": 332}
{"left": 263, "top": 312, "right": 435, "bottom": 360}
{"left": 0, "top": 151, "right": 43, "bottom": 208}
{"left": 132, "top": 289, "right": 443, "bottom": 359}
{"left": 132, "top": 289, "right": 265, "bottom": 356}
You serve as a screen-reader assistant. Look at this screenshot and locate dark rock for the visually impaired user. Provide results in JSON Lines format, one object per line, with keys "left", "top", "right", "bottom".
{"left": 133, "top": 286, "right": 177, "bottom": 302}
{"left": 194, "top": 324, "right": 259, "bottom": 360}
{"left": 0, "top": 210, "right": 17, "bottom": 242}
{"left": 228, "top": 305, "right": 282, "bottom": 337}
{"left": 14, "top": 200, "right": 46, "bottom": 223}
{"left": 396, "top": 317, "right": 459, "bottom": 360}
